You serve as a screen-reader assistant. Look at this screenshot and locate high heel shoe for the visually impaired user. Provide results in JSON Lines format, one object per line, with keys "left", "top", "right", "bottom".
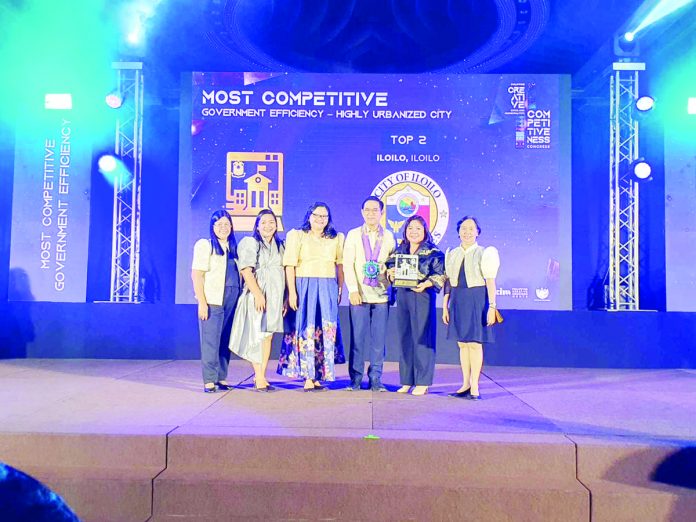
{"left": 448, "top": 388, "right": 471, "bottom": 398}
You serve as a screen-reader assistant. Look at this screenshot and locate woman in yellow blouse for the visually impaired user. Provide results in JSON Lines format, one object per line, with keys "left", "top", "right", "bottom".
{"left": 278, "top": 202, "right": 345, "bottom": 391}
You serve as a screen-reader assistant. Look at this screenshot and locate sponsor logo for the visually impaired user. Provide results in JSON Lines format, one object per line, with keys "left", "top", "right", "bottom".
{"left": 511, "top": 287, "right": 529, "bottom": 299}
{"left": 497, "top": 287, "right": 529, "bottom": 299}
{"left": 535, "top": 287, "right": 550, "bottom": 301}
{"left": 504, "top": 82, "right": 551, "bottom": 150}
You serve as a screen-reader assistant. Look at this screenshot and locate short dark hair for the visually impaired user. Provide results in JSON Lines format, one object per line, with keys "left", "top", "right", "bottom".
{"left": 362, "top": 195, "right": 384, "bottom": 211}
{"left": 457, "top": 216, "right": 482, "bottom": 235}
{"left": 300, "top": 202, "right": 338, "bottom": 238}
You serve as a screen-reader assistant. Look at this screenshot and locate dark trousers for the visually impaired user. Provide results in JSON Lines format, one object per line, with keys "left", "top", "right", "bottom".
{"left": 199, "top": 285, "right": 240, "bottom": 384}
{"left": 349, "top": 302, "right": 389, "bottom": 384}
{"left": 394, "top": 289, "right": 436, "bottom": 386}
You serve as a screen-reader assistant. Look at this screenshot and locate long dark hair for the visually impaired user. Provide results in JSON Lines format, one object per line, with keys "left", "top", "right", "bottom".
{"left": 252, "top": 209, "right": 283, "bottom": 249}
{"left": 209, "top": 210, "right": 236, "bottom": 258}
{"left": 300, "top": 201, "right": 337, "bottom": 239}
{"left": 398, "top": 215, "right": 433, "bottom": 253}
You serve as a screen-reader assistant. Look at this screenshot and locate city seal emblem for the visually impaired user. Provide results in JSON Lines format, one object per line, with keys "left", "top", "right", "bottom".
{"left": 371, "top": 171, "right": 449, "bottom": 244}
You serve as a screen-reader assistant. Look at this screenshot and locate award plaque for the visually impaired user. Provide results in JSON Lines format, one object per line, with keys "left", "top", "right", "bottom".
{"left": 394, "top": 254, "right": 419, "bottom": 287}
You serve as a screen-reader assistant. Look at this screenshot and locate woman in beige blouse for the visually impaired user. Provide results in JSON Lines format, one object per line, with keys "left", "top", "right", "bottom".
{"left": 277, "top": 202, "right": 345, "bottom": 391}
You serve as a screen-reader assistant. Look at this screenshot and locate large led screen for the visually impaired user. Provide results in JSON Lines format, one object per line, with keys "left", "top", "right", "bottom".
{"left": 177, "top": 72, "right": 572, "bottom": 309}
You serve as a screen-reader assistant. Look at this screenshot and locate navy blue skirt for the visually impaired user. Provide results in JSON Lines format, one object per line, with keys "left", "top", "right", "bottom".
{"left": 447, "top": 285, "right": 495, "bottom": 344}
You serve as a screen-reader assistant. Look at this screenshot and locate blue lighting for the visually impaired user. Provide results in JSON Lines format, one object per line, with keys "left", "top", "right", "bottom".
{"left": 98, "top": 155, "right": 131, "bottom": 185}
{"left": 636, "top": 96, "right": 655, "bottom": 112}
{"left": 98, "top": 155, "right": 118, "bottom": 173}
{"left": 631, "top": 159, "right": 653, "bottom": 181}
{"left": 628, "top": 0, "right": 695, "bottom": 37}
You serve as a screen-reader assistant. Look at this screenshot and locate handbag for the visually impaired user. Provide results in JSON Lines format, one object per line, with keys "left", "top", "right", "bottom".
{"left": 492, "top": 308, "right": 504, "bottom": 324}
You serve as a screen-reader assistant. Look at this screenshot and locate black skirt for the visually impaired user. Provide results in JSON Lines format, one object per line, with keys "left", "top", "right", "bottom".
{"left": 447, "top": 260, "right": 494, "bottom": 344}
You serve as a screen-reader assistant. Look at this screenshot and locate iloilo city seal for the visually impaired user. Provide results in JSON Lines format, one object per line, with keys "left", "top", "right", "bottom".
{"left": 371, "top": 170, "right": 449, "bottom": 244}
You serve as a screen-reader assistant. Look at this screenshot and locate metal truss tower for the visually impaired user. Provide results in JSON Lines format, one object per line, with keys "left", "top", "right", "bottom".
{"left": 109, "top": 62, "right": 144, "bottom": 302}
{"left": 608, "top": 62, "right": 644, "bottom": 310}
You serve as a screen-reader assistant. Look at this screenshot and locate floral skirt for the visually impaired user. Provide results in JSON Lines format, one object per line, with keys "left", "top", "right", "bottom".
{"left": 278, "top": 277, "right": 345, "bottom": 381}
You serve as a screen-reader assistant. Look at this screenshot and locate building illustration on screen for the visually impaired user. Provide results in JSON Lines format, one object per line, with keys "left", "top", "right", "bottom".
{"left": 225, "top": 152, "right": 284, "bottom": 231}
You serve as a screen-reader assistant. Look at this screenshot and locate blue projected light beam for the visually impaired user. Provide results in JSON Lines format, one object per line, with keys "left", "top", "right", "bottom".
{"left": 629, "top": 0, "right": 696, "bottom": 37}
{"left": 98, "top": 154, "right": 131, "bottom": 185}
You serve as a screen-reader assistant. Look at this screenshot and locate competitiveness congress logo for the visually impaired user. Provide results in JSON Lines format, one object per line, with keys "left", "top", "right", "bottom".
{"left": 371, "top": 171, "right": 449, "bottom": 244}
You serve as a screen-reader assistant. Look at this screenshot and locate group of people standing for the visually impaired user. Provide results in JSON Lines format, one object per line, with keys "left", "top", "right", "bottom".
{"left": 191, "top": 198, "right": 500, "bottom": 399}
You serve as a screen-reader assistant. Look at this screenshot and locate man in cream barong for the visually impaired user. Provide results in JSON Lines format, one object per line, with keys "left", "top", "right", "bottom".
{"left": 342, "top": 196, "right": 396, "bottom": 391}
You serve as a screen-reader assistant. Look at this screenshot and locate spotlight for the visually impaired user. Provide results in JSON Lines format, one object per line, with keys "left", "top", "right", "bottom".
{"left": 126, "top": 30, "right": 141, "bottom": 45}
{"left": 105, "top": 91, "right": 123, "bottom": 109}
{"left": 614, "top": 32, "right": 640, "bottom": 57}
{"left": 636, "top": 96, "right": 655, "bottom": 112}
{"left": 98, "top": 155, "right": 118, "bottom": 173}
{"left": 191, "top": 120, "right": 204, "bottom": 136}
{"left": 629, "top": 158, "right": 653, "bottom": 182}
{"left": 688, "top": 98, "right": 696, "bottom": 115}
{"left": 98, "top": 155, "right": 131, "bottom": 185}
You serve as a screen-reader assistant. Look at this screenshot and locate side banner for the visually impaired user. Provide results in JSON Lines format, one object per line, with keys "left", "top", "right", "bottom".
{"left": 9, "top": 95, "right": 91, "bottom": 302}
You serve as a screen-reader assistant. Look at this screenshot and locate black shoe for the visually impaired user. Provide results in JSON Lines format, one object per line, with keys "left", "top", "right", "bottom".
{"left": 254, "top": 385, "right": 271, "bottom": 392}
{"left": 448, "top": 388, "right": 471, "bottom": 398}
{"left": 216, "top": 381, "right": 233, "bottom": 391}
{"left": 312, "top": 383, "right": 328, "bottom": 392}
{"left": 467, "top": 393, "right": 482, "bottom": 400}
{"left": 265, "top": 384, "right": 277, "bottom": 392}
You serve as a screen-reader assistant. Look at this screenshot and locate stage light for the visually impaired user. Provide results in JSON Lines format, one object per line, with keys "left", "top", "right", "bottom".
{"left": 630, "top": 159, "right": 653, "bottom": 182}
{"left": 126, "top": 30, "right": 141, "bottom": 45}
{"left": 105, "top": 91, "right": 123, "bottom": 109}
{"left": 98, "top": 155, "right": 131, "bottom": 185}
{"left": 688, "top": 98, "right": 696, "bottom": 114}
{"left": 636, "top": 96, "right": 655, "bottom": 112}
{"left": 614, "top": 33, "right": 640, "bottom": 58}
{"left": 191, "top": 120, "right": 204, "bottom": 136}
{"left": 98, "top": 155, "right": 118, "bottom": 173}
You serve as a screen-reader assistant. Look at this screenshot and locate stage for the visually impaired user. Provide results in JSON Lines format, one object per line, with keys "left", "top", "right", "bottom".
{"left": 1, "top": 359, "right": 695, "bottom": 521}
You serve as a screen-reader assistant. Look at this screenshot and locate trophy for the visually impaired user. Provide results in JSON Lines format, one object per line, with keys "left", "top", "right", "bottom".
{"left": 393, "top": 254, "right": 419, "bottom": 288}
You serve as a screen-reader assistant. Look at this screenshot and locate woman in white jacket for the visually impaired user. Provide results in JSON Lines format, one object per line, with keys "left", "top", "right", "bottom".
{"left": 442, "top": 216, "right": 500, "bottom": 400}
{"left": 191, "top": 210, "right": 241, "bottom": 393}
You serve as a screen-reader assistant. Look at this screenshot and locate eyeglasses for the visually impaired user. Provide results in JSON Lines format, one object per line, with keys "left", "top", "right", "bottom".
{"left": 311, "top": 213, "right": 329, "bottom": 220}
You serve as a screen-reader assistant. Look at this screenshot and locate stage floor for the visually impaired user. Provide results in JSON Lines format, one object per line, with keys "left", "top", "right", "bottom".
{"left": 1, "top": 360, "right": 695, "bottom": 521}
{"left": 1, "top": 359, "right": 694, "bottom": 441}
